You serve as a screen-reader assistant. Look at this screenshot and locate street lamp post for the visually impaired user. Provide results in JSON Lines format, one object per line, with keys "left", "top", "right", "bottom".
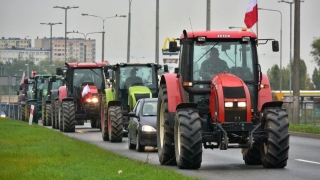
{"left": 67, "top": 31, "right": 103, "bottom": 62}
{"left": 127, "top": 0, "right": 133, "bottom": 63}
{"left": 81, "top": 14, "right": 126, "bottom": 62}
{"left": 258, "top": 8, "right": 283, "bottom": 92}
{"left": 40, "top": 22, "right": 62, "bottom": 65}
{"left": 53, "top": 5, "right": 79, "bottom": 63}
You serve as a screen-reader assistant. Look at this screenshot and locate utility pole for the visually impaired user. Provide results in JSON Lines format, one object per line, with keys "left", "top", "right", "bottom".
{"left": 292, "top": 0, "right": 301, "bottom": 124}
{"left": 155, "top": 0, "right": 159, "bottom": 64}
{"left": 206, "top": 0, "right": 211, "bottom": 30}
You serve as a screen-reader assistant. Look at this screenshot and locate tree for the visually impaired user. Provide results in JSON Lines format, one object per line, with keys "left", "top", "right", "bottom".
{"left": 310, "top": 36, "right": 320, "bottom": 66}
{"left": 312, "top": 68, "right": 320, "bottom": 90}
{"left": 267, "top": 64, "right": 280, "bottom": 90}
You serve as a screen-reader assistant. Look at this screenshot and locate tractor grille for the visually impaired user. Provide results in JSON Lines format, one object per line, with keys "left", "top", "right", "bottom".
{"left": 223, "top": 86, "right": 245, "bottom": 98}
{"left": 225, "top": 105, "right": 247, "bottom": 122}
{"left": 134, "top": 93, "right": 151, "bottom": 101}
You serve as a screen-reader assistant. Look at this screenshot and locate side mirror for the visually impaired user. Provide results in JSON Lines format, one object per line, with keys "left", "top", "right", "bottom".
{"left": 163, "top": 65, "right": 169, "bottom": 73}
{"left": 169, "top": 41, "right": 178, "bottom": 52}
{"left": 272, "top": 41, "right": 279, "bottom": 52}
{"left": 128, "top": 112, "right": 136, "bottom": 117}
{"left": 56, "top": 68, "right": 63, "bottom": 75}
{"left": 52, "top": 75, "right": 56, "bottom": 82}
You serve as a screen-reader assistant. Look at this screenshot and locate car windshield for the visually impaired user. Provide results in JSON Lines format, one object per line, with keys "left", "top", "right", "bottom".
{"left": 193, "top": 40, "right": 254, "bottom": 82}
{"left": 142, "top": 101, "right": 157, "bottom": 116}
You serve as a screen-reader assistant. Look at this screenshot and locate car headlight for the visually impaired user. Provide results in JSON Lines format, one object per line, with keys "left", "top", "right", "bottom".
{"left": 142, "top": 125, "right": 156, "bottom": 132}
{"left": 225, "top": 102, "right": 233, "bottom": 107}
{"left": 92, "top": 97, "right": 98, "bottom": 103}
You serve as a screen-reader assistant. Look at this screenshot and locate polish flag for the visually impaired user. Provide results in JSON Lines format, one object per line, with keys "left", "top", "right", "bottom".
{"left": 82, "top": 84, "right": 91, "bottom": 98}
{"left": 20, "top": 71, "right": 26, "bottom": 85}
{"left": 244, "top": 0, "right": 258, "bottom": 29}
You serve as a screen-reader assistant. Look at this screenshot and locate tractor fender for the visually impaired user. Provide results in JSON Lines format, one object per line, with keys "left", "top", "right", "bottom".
{"left": 105, "top": 88, "right": 114, "bottom": 107}
{"left": 261, "top": 101, "right": 283, "bottom": 112}
{"left": 257, "top": 74, "right": 273, "bottom": 111}
{"left": 108, "top": 100, "right": 121, "bottom": 107}
{"left": 58, "top": 86, "right": 68, "bottom": 103}
{"left": 51, "top": 89, "right": 59, "bottom": 100}
{"left": 160, "top": 73, "right": 185, "bottom": 112}
{"left": 27, "top": 99, "right": 37, "bottom": 103}
{"left": 176, "top": 102, "right": 197, "bottom": 110}
{"left": 45, "top": 100, "right": 51, "bottom": 104}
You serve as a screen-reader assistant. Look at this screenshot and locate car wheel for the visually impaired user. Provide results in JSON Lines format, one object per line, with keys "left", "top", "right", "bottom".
{"left": 136, "top": 133, "right": 145, "bottom": 152}
{"left": 127, "top": 131, "right": 136, "bottom": 150}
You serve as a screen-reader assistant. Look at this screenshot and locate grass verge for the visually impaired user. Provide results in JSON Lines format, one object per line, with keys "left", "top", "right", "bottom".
{"left": 0, "top": 118, "right": 200, "bottom": 180}
{"left": 289, "top": 123, "right": 320, "bottom": 134}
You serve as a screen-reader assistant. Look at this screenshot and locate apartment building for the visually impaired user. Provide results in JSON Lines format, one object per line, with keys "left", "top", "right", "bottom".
{"left": 0, "top": 47, "right": 49, "bottom": 64}
{"left": 35, "top": 37, "right": 96, "bottom": 62}
{"left": 0, "top": 37, "right": 31, "bottom": 49}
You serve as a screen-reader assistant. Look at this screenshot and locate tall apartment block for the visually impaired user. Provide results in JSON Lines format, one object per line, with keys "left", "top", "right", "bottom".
{"left": 35, "top": 37, "right": 96, "bottom": 62}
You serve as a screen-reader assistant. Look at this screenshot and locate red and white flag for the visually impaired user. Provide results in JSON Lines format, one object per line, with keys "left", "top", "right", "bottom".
{"left": 244, "top": 0, "right": 258, "bottom": 28}
{"left": 82, "top": 84, "right": 91, "bottom": 97}
{"left": 20, "top": 71, "right": 26, "bottom": 85}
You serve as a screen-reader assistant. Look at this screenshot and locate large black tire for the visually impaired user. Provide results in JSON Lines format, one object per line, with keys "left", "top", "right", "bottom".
{"left": 20, "top": 104, "right": 25, "bottom": 121}
{"left": 91, "top": 119, "right": 97, "bottom": 128}
{"left": 101, "top": 96, "right": 109, "bottom": 141}
{"left": 136, "top": 133, "right": 145, "bottom": 152}
{"left": 157, "top": 84, "right": 176, "bottom": 165}
{"left": 54, "top": 100, "right": 59, "bottom": 129}
{"left": 174, "top": 108, "right": 202, "bottom": 169}
{"left": 242, "top": 141, "right": 262, "bottom": 165}
{"left": 107, "top": 106, "right": 123, "bottom": 142}
{"left": 61, "top": 101, "right": 76, "bottom": 132}
{"left": 51, "top": 100, "right": 55, "bottom": 129}
{"left": 42, "top": 98, "right": 46, "bottom": 125}
{"left": 46, "top": 104, "right": 52, "bottom": 126}
{"left": 260, "top": 107, "right": 290, "bottom": 168}
{"left": 127, "top": 131, "right": 136, "bottom": 149}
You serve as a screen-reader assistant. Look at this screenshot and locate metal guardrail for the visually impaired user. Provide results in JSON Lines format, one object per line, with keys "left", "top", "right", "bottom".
{"left": 283, "top": 101, "right": 320, "bottom": 126}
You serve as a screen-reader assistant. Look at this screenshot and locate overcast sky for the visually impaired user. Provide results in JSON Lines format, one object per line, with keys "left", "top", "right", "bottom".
{"left": 1, "top": 0, "right": 320, "bottom": 75}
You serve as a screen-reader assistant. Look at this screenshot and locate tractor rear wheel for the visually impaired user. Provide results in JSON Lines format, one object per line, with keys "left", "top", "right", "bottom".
{"left": 51, "top": 101, "right": 56, "bottom": 129}
{"left": 54, "top": 100, "right": 59, "bottom": 129}
{"left": 61, "top": 101, "right": 76, "bottom": 132}
{"left": 242, "top": 141, "right": 262, "bottom": 165}
{"left": 261, "top": 107, "right": 290, "bottom": 168}
{"left": 174, "top": 108, "right": 202, "bottom": 169}
{"left": 107, "top": 106, "right": 123, "bottom": 142}
{"left": 42, "top": 99, "right": 46, "bottom": 125}
{"left": 101, "top": 96, "right": 109, "bottom": 141}
{"left": 157, "top": 84, "right": 176, "bottom": 165}
{"left": 46, "top": 104, "right": 51, "bottom": 126}
{"left": 20, "top": 104, "right": 25, "bottom": 121}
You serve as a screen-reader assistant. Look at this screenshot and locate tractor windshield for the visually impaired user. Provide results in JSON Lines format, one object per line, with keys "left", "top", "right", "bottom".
{"left": 119, "top": 66, "right": 157, "bottom": 91}
{"left": 193, "top": 40, "right": 254, "bottom": 82}
{"left": 73, "top": 68, "right": 104, "bottom": 89}
{"left": 52, "top": 79, "right": 63, "bottom": 90}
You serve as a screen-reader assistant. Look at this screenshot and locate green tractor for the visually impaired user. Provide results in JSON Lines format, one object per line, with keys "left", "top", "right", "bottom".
{"left": 102, "top": 63, "right": 167, "bottom": 142}
{"left": 17, "top": 78, "right": 34, "bottom": 121}
{"left": 42, "top": 75, "right": 63, "bottom": 126}
{"left": 25, "top": 72, "right": 52, "bottom": 123}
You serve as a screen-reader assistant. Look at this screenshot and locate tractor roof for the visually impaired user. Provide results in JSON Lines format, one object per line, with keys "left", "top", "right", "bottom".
{"left": 111, "top": 62, "right": 161, "bottom": 68}
{"left": 180, "top": 30, "right": 257, "bottom": 39}
{"left": 66, "top": 62, "right": 106, "bottom": 68}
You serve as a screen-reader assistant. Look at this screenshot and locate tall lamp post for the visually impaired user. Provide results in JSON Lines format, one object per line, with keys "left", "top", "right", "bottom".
{"left": 40, "top": 22, "right": 62, "bottom": 65}
{"left": 127, "top": 0, "right": 133, "bottom": 63}
{"left": 258, "top": 8, "right": 283, "bottom": 92}
{"left": 53, "top": 5, "right": 79, "bottom": 63}
{"left": 67, "top": 31, "right": 103, "bottom": 62}
{"left": 81, "top": 14, "right": 126, "bottom": 62}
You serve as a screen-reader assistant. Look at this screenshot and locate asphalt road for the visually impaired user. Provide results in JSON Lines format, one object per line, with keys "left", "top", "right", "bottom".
{"left": 48, "top": 123, "right": 320, "bottom": 180}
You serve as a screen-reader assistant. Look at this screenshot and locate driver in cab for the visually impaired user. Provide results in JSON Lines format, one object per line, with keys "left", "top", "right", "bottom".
{"left": 199, "top": 47, "right": 229, "bottom": 80}
{"left": 124, "top": 69, "right": 143, "bottom": 88}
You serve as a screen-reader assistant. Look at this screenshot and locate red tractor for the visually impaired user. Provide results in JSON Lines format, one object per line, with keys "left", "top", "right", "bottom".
{"left": 157, "top": 29, "right": 289, "bottom": 169}
{"left": 56, "top": 62, "right": 107, "bottom": 132}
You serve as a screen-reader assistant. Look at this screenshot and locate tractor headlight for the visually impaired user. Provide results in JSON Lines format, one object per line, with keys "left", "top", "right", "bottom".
{"left": 142, "top": 125, "right": 156, "bottom": 132}
{"left": 92, "top": 97, "right": 99, "bottom": 103}
{"left": 238, "top": 102, "right": 246, "bottom": 107}
{"left": 225, "top": 102, "right": 233, "bottom": 107}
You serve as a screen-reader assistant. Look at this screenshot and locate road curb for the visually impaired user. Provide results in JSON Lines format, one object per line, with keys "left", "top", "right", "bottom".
{"left": 289, "top": 131, "right": 320, "bottom": 139}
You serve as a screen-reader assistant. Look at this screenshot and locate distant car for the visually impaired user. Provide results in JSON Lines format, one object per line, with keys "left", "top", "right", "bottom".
{"left": 1, "top": 111, "right": 6, "bottom": 118}
{"left": 127, "top": 98, "right": 157, "bottom": 152}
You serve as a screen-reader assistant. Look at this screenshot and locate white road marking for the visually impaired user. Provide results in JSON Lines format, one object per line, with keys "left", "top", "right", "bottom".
{"left": 295, "top": 159, "right": 320, "bottom": 165}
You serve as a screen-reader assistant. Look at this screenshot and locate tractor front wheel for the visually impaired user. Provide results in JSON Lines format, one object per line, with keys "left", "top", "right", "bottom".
{"left": 107, "top": 106, "right": 123, "bottom": 142}
{"left": 61, "top": 101, "right": 76, "bottom": 132}
{"left": 46, "top": 104, "right": 52, "bottom": 126}
{"left": 101, "top": 96, "right": 109, "bottom": 141}
{"left": 242, "top": 141, "right": 262, "bottom": 165}
{"left": 261, "top": 107, "right": 290, "bottom": 168}
{"left": 174, "top": 108, "right": 202, "bottom": 169}
{"left": 157, "top": 84, "right": 176, "bottom": 165}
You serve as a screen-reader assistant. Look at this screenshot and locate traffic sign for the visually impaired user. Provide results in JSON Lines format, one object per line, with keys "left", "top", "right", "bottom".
{"left": 275, "top": 92, "right": 284, "bottom": 100}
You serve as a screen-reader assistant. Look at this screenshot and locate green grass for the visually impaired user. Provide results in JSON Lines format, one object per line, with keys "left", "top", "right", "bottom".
{"left": 0, "top": 118, "right": 200, "bottom": 180}
{"left": 289, "top": 123, "right": 320, "bottom": 134}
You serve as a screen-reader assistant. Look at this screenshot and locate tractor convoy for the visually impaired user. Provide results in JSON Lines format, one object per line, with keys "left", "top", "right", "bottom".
{"left": 15, "top": 28, "right": 289, "bottom": 171}
{"left": 156, "top": 29, "right": 289, "bottom": 169}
